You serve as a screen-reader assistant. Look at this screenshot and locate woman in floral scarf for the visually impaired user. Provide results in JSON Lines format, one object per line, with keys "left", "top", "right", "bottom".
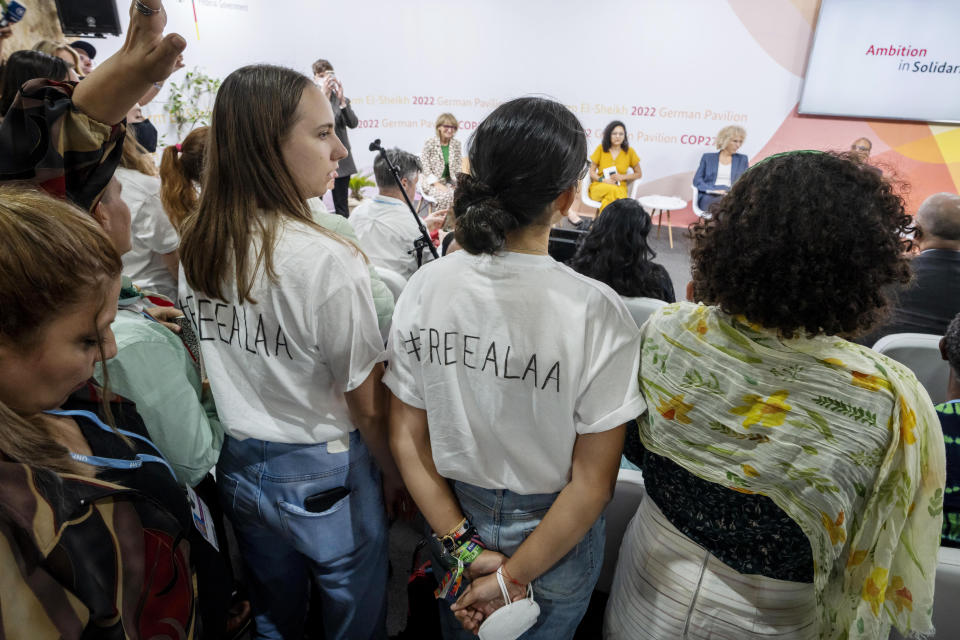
{"left": 606, "top": 151, "right": 945, "bottom": 639}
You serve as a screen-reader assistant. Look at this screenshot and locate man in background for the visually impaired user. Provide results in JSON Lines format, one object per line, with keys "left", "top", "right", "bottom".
{"left": 350, "top": 148, "right": 445, "bottom": 279}
{"left": 850, "top": 137, "right": 873, "bottom": 163}
{"left": 864, "top": 192, "right": 960, "bottom": 344}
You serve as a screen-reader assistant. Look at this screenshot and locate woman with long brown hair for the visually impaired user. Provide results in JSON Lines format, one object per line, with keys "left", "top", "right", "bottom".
{"left": 178, "top": 64, "right": 408, "bottom": 640}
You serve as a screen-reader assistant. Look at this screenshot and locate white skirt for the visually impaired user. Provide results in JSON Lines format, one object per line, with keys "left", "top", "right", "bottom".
{"left": 604, "top": 496, "right": 818, "bottom": 639}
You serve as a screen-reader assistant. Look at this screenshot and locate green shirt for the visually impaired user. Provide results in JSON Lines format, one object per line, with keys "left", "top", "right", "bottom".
{"left": 95, "top": 309, "right": 224, "bottom": 487}
{"left": 441, "top": 144, "right": 450, "bottom": 180}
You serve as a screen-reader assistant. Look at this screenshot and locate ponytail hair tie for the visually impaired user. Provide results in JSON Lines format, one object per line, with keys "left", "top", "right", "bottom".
{"left": 175, "top": 143, "right": 182, "bottom": 152}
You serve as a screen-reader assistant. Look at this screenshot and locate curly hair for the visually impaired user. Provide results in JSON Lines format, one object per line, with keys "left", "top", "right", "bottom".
{"left": 943, "top": 313, "right": 960, "bottom": 376}
{"left": 690, "top": 151, "right": 912, "bottom": 338}
{"left": 570, "top": 198, "right": 673, "bottom": 300}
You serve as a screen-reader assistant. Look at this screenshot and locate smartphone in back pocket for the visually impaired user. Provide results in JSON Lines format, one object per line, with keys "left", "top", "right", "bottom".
{"left": 304, "top": 486, "right": 350, "bottom": 513}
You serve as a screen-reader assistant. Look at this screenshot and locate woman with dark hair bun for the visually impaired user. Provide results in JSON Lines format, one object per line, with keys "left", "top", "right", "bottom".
{"left": 569, "top": 198, "right": 674, "bottom": 302}
{"left": 387, "top": 97, "right": 644, "bottom": 638}
{"left": 606, "top": 152, "right": 944, "bottom": 639}
{"left": 587, "top": 120, "right": 642, "bottom": 213}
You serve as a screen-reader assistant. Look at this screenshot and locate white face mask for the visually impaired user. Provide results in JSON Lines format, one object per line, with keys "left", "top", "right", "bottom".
{"left": 477, "top": 568, "right": 540, "bottom": 640}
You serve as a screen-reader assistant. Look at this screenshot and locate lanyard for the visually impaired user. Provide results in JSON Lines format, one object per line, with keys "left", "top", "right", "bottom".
{"left": 45, "top": 408, "right": 177, "bottom": 481}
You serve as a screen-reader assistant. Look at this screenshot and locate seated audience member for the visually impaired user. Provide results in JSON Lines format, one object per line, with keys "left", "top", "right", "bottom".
{"left": 569, "top": 198, "right": 675, "bottom": 302}
{"left": 70, "top": 40, "right": 97, "bottom": 75}
{"left": 0, "top": 49, "right": 69, "bottom": 118}
{"left": 864, "top": 192, "right": 960, "bottom": 343}
{"left": 851, "top": 136, "right": 873, "bottom": 163}
{"left": 938, "top": 313, "right": 960, "bottom": 547}
{"left": 179, "top": 64, "right": 408, "bottom": 640}
{"left": 84, "top": 172, "right": 223, "bottom": 491}
{"left": 116, "top": 120, "right": 179, "bottom": 300}
{"left": 32, "top": 40, "right": 81, "bottom": 80}
{"left": 308, "top": 179, "right": 396, "bottom": 333}
{"left": 588, "top": 120, "right": 642, "bottom": 213}
{"left": 387, "top": 97, "right": 643, "bottom": 638}
{"left": 420, "top": 112, "right": 463, "bottom": 212}
{"left": 0, "top": 186, "right": 207, "bottom": 637}
{"left": 693, "top": 125, "right": 748, "bottom": 213}
{"left": 312, "top": 58, "right": 357, "bottom": 217}
{"left": 160, "top": 125, "right": 208, "bottom": 230}
{"left": 350, "top": 148, "right": 446, "bottom": 280}
{"left": 0, "top": 0, "right": 186, "bottom": 211}
{"left": 606, "top": 151, "right": 944, "bottom": 640}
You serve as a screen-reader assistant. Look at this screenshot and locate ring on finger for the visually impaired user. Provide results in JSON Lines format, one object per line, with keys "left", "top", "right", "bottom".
{"left": 134, "top": 0, "right": 163, "bottom": 16}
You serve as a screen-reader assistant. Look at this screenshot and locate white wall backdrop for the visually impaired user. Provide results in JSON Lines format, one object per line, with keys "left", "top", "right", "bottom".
{"left": 91, "top": 0, "right": 811, "bottom": 192}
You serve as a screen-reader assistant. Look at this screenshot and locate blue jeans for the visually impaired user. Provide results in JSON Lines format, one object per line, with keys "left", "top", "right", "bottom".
{"left": 437, "top": 481, "right": 604, "bottom": 640}
{"left": 217, "top": 432, "right": 388, "bottom": 640}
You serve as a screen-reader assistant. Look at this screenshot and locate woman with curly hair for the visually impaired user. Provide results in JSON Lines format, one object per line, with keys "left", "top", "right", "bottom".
{"left": 606, "top": 151, "right": 945, "bottom": 639}
{"left": 569, "top": 198, "right": 674, "bottom": 302}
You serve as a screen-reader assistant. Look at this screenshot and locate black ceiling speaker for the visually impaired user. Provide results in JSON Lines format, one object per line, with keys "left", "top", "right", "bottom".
{"left": 54, "top": 0, "right": 121, "bottom": 37}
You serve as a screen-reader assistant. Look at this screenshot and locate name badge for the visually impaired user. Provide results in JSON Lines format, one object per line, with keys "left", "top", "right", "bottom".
{"left": 186, "top": 486, "right": 220, "bottom": 551}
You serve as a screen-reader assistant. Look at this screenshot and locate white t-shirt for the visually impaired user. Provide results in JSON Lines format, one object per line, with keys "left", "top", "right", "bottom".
{"left": 714, "top": 159, "right": 733, "bottom": 187}
{"left": 178, "top": 220, "right": 385, "bottom": 444}
{"left": 115, "top": 167, "right": 179, "bottom": 301}
{"left": 350, "top": 195, "right": 434, "bottom": 280}
{"left": 384, "top": 250, "right": 646, "bottom": 494}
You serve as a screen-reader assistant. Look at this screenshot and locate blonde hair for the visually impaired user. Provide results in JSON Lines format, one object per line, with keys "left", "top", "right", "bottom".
{"left": 179, "top": 65, "right": 352, "bottom": 303}
{"left": 32, "top": 40, "right": 81, "bottom": 73}
{"left": 716, "top": 125, "right": 747, "bottom": 150}
{"left": 435, "top": 113, "right": 458, "bottom": 138}
{"left": 120, "top": 124, "right": 159, "bottom": 176}
{"left": 0, "top": 186, "right": 122, "bottom": 474}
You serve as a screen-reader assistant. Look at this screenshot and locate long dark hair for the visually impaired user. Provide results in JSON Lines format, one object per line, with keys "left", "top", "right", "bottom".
{"left": 0, "top": 50, "right": 69, "bottom": 115}
{"left": 601, "top": 120, "right": 629, "bottom": 153}
{"left": 570, "top": 199, "right": 670, "bottom": 300}
{"left": 453, "top": 97, "right": 586, "bottom": 255}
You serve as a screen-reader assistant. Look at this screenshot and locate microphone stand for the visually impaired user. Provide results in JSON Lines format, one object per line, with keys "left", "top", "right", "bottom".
{"left": 368, "top": 139, "right": 439, "bottom": 267}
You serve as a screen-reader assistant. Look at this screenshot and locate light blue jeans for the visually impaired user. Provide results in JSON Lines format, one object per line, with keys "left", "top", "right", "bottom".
{"left": 217, "top": 431, "right": 388, "bottom": 640}
{"left": 437, "top": 481, "right": 604, "bottom": 640}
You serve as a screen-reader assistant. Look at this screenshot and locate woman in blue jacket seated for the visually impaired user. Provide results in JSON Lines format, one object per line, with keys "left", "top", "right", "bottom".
{"left": 693, "top": 125, "right": 747, "bottom": 213}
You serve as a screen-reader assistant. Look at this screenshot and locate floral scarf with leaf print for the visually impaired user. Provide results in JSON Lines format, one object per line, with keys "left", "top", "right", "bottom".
{"left": 637, "top": 302, "right": 945, "bottom": 639}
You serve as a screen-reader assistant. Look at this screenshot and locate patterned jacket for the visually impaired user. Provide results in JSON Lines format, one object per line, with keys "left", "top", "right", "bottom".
{"left": 0, "top": 79, "right": 124, "bottom": 211}
{"left": 420, "top": 135, "right": 462, "bottom": 192}
{"left": 0, "top": 392, "right": 199, "bottom": 639}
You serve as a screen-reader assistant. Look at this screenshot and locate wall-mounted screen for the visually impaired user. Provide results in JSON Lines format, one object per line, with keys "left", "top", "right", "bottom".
{"left": 800, "top": 0, "right": 960, "bottom": 124}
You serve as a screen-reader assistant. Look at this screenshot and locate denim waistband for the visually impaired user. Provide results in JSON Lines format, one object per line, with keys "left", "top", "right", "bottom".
{"left": 220, "top": 431, "right": 368, "bottom": 482}
{"left": 452, "top": 480, "right": 560, "bottom": 521}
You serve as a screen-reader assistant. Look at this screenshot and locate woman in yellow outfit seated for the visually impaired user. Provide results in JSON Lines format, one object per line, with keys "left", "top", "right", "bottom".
{"left": 588, "top": 120, "right": 642, "bottom": 212}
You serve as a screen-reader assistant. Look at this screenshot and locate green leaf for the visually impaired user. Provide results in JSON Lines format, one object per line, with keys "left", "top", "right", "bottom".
{"left": 802, "top": 407, "right": 836, "bottom": 441}
{"left": 660, "top": 332, "right": 703, "bottom": 357}
{"left": 712, "top": 343, "right": 763, "bottom": 363}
